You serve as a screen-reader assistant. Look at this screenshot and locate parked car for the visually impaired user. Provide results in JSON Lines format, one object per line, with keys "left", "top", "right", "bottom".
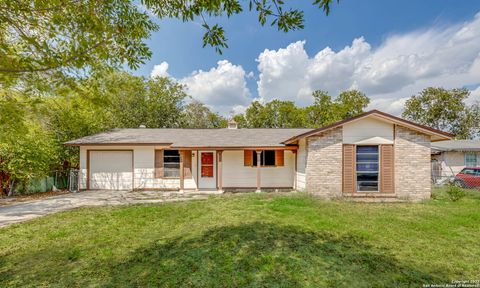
{"left": 454, "top": 167, "right": 480, "bottom": 188}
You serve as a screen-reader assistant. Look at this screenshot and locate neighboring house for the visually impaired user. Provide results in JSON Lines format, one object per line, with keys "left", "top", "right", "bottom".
{"left": 65, "top": 110, "right": 452, "bottom": 201}
{"left": 431, "top": 140, "right": 480, "bottom": 180}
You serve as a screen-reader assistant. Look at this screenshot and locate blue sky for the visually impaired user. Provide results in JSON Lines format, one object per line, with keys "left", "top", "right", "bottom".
{"left": 133, "top": 0, "right": 480, "bottom": 115}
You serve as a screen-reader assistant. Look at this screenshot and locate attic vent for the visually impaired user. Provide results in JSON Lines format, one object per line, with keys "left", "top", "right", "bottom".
{"left": 228, "top": 119, "right": 238, "bottom": 129}
{"left": 139, "top": 124, "right": 146, "bottom": 128}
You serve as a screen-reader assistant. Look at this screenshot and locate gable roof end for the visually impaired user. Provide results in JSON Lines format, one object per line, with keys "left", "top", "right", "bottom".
{"left": 282, "top": 110, "right": 453, "bottom": 144}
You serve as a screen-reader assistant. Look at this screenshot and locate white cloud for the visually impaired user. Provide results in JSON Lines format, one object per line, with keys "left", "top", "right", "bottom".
{"left": 180, "top": 60, "right": 252, "bottom": 115}
{"left": 149, "top": 60, "right": 252, "bottom": 115}
{"left": 257, "top": 41, "right": 310, "bottom": 105}
{"left": 149, "top": 13, "right": 480, "bottom": 116}
{"left": 256, "top": 39, "right": 372, "bottom": 106}
{"left": 231, "top": 104, "right": 248, "bottom": 115}
{"left": 256, "top": 12, "right": 480, "bottom": 114}
{"left": 150, "top": 61, "right": 170, "bottom": 78}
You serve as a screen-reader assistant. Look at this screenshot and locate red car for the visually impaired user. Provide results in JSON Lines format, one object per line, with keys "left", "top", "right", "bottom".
{"left": 454, "top": 167, "right": 480, "bottom": 188}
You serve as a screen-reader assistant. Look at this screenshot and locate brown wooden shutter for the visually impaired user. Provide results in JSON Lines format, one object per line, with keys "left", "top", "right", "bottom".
{"left": 244, "top": 149, "right": 253, "bottom": 166}
{"left": 275, "top": 150, "right": 284, "bottom": 166}
{"left": 154, "top": 150, "right": 164, "bottom": 178}
{"left": 380, "top": 144, "right": 394, "bottom": 193}
{"left": 183, "top": 150, "right": 192, "bottom": 178}
{"left": 343, "top": 144, "right": 356, "bottom": 193}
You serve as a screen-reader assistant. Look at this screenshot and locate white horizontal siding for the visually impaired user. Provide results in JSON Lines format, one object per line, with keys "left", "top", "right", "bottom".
{"left": 343, "top": 117, "right": 394, "bottom": 144}
{"left": 222, "top": 151, "right": 294, "bottom": 188}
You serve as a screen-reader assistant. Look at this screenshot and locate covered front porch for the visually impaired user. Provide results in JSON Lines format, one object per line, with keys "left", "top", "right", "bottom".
{"left": 173, "top": 148, "right": 298, "bottom": 193}
{"left": 78, "top": 146, "right": 299, "bottom": 192}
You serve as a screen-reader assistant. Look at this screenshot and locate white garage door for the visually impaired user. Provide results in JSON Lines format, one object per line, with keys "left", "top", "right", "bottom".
{"left": 89, "top": 151, "right": 133, "bottom": 190}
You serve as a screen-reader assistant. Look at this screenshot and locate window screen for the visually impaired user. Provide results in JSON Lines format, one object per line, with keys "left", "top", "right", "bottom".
{"left": 164, "top": 150, "right": 180, "bottom": 178}
{"left": 356, "top": 146, "right": 379, "bottom": 192}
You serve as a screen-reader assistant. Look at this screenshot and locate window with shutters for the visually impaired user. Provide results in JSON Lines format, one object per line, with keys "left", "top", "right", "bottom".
{"left": 164, "top": 150, "right": 180, "bottom": 178}
{"left": 356, "top": 146, "right": 379, "bottom": 192}
{"left": 252, "top": 150, "right": 276, "bottom": 166}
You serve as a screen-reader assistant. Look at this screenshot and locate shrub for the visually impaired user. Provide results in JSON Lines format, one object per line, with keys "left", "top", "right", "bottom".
{"left": 446, "top": 185, "right": 466, "bottom": 202}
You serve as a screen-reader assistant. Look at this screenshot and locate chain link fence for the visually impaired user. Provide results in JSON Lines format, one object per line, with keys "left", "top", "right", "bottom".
{"left": 12, "top": 169, "right": 80, "bottom": 195}
{"left": 432, "top": 161, "right": 480, "bottom": 189}
{"left": 69, "top": 169, "right": 80, "bottom": 192}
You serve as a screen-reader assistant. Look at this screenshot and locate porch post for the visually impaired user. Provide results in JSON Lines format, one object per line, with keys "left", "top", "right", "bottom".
{"left": 217, "top": 150, "right": 223, "bottom": 193}
{"left": 256, "top": 150, "right": 262, "bottom": 193}
{"left": 293, "top": 150, "right": 297, "bottom": 190}
{"left": 195, "top": 150, "right": 199, "bottom": 192}
{"left": 179, "top": 151, "right": 184, "bottom": 193}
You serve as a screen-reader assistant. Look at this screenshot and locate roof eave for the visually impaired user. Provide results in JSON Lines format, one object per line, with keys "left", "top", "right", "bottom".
{"left": 431, "top": 148, "right": 480, "bottom": 152}
{"left": 282, "top": 110, "right": 453, "bottom": 144}
{"left": 64, "top": 142, "right": 173, "bottom": 147}
{"left": 63, "top": 143, "right": 298, "bottom": 149}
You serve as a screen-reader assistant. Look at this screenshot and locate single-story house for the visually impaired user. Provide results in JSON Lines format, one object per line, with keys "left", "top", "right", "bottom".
{"left": 65, "top": 110, "right": 452, "bottom": 201}
{"left": 431, "top": 140, "right": 480, "bottom": 180}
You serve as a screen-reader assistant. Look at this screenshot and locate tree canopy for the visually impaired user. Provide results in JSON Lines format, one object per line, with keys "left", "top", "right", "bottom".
{"left": 402, "top": 87, "right": 480, "bottom": 139}
{"left": 305, "top": 89, "right": 370, "bottom": 128}
{"left": 0, "top": 0, "right": 158, "bottom": 86}
{"left": 1, "top": 0, "right": 338, "bottom": 87}
{"left": 182, "top": 101, "right": 227, "bottom": 128}
{"left": 0, "top": 90, "right": 58, "bottom": 195}
{"left": 139, "top": 0, "right": 338, "bottom": 54}
{"left": 237, "top": 100, "right": 305, "bottom": 128}
{"left": 231, "top": 90, "right": 370, "bottom": 129}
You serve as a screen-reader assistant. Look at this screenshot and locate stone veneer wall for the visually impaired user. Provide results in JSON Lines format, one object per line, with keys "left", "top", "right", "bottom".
{"left": 394, "top": 125, "right": 431, "bottom": 201}
{"left": 305, "top": 127, "right": 343, "bottom": 198}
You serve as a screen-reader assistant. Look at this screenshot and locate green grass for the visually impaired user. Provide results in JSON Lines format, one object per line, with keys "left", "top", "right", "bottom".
{"left": 1, "top": 190, "right": 479, "bottom": 287}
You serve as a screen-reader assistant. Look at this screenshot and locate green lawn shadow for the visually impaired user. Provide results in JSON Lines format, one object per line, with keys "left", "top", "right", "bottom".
{"left": 105, "top": 222, "right": 446, "bottom": 287}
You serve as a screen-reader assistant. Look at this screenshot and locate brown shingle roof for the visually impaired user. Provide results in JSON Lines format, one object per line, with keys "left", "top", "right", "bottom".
{"left": 431, "top": 140, "right": 480, "bottom": 152}
{"left": 64, "top": 128, "right": 313, "bottom": 148}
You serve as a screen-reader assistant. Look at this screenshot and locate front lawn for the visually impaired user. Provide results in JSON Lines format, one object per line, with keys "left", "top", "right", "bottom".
{"left": 1, "top": 191, "right": 479, "bottom": 287}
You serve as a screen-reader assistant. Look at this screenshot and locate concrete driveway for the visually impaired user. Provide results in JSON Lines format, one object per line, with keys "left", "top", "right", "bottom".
{"left": 0, "top": 190, "right": 210, "bottom": 228}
